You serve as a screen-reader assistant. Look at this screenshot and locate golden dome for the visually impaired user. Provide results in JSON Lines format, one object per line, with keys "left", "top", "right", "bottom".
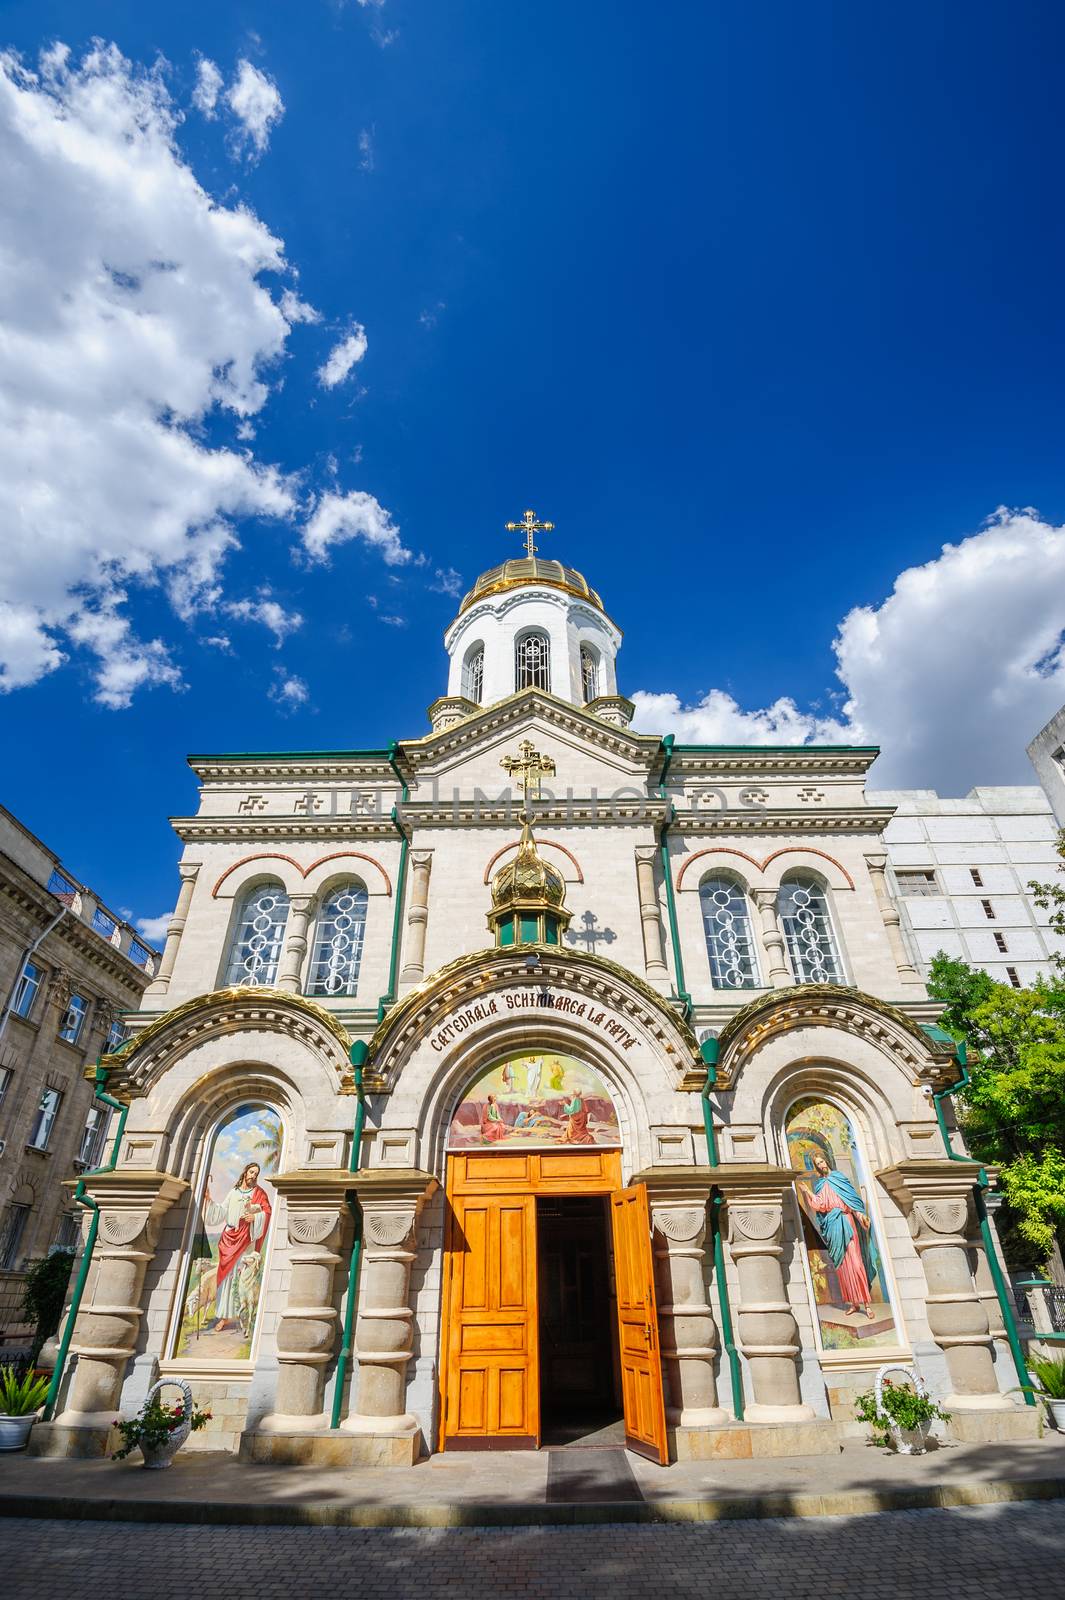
{"left": 491, "top": 825, "right": 567, "bottom": 911}
{"left": 458, "top": 557, "right": 603, "bottom": 615}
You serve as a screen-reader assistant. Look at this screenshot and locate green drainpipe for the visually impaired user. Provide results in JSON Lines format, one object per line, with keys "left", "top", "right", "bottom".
{"left": 331, "top": 1041, "right": 368, "bottom": 1430}
{"left": 43, "top": 1062, "right": 130, "bottom": 1421}
{"left": 699, "top": 1037, "right": 743, "bottom": 1420}
{"left": 377, "top": 741, "right": 410, "bottom": 1025}
{"left": 657, "top": 735, "right": 692, "bottom": 1020}
{"left": 931, "top": 1045, "right": 1034, "bottom": 1405}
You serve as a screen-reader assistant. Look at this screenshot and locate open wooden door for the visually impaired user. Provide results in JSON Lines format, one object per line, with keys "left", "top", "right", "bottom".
{"left": 441, "top": 1193, "right": 540, "bottom": 1449}
{"left": 609, "top": 1183, "right": 668, "bottom": 1464}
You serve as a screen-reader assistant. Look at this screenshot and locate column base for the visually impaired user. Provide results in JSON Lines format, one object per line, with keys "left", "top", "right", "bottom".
{"left": 673, "top": 1419, "right": 841, "bottom": 1461}
{"left": 744, "top": 1402, "right": 818, "bottom": 1425}
{"left": 947, "top": 1406, "right": 1043, "bottom": 1443}
{"left": 341, "top": 1410, "right": 420, "bottom": 1436}
{"left": 26, "top": 1421, "right": 116, "bottom": 1459}
{"left": 668, "top": 1405, "right": 730, "bottom": 1429}
{"left": 241, "top": 1429, "right": 421, "bottom": 1467}
{"left": 254, "top": 1411, "right": 331, "bottom": 1434}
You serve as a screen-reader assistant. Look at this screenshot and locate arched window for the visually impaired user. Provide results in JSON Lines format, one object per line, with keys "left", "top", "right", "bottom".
{"left": 778, "top": 876, "right": 843, "bottom": 984}
{"left": 308, "top": 882, "right": 368, "bottom": 996}
{"left": 515, "top": 630, "right": 550, "bottom": 691}
{"left": 580, "top": 644, "right": 600, "bottom": 703}
{"left": 700, "top": 877, "right": 760, "bottom": 989}
{"left": 224, "top": 883, "right": 290, "bottom": 988}
{"left": 462, "top": 644, "right": 484, "bottom": 704}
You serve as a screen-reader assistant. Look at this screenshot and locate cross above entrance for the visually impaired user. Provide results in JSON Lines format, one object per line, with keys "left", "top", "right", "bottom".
{"left": 505, "top": 508, "right": 554, "bottom": 560}
{"left": 500, "top": 739, "right": 557, "bottom": 806}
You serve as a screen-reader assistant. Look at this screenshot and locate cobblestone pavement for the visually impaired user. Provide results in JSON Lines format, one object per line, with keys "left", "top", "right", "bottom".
{"left": 2, "top": 1502, "right": 1064, "bottom": 1599}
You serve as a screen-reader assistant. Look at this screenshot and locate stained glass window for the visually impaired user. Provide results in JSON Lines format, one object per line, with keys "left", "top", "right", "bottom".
{"left": 224, "top": 884, "right": 290, "bottom": 987}
{"left": 778, "top": 876, "right": 844, "bottom": 984}
{"left": 515, "top": 631, "right": 550, "bottom": 691}
{"left": 700, "top": 877, "right": 761, "bottom": 989}
{"left": 307, "top": 883, "right": 368, "bottom": 996}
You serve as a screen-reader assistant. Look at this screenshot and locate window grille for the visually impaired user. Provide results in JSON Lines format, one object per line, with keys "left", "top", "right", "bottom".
{"left": 52, "top": 1213, "right": 82, "bottom": 1252}
{"left": 515, "top": 631, "right": 550, "bottom": 691}
{"left": 580, "top": 645, "right": 599, "bottom": 703}
{"left": 778, "top": 877, "right": 844, "bottom": 984}
{"left": 700, "top": 878, "right": 760, "bottom": 989}
{"left": 307, "top": 884, "right": 368, "bottom": 997}
{"left": 0, "top": 1205, "right": 30, "bottom": 1271}
{"left": 224, "top": 884, "right": 290, "bottom": 987}
{"left": 461, "top": 646, "right": 484, "bottom": 704}
{"left": 11, "top": 962, "right": 40, "bottom": 1020}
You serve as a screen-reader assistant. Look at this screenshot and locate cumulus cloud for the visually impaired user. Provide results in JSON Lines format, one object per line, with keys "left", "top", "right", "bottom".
{"left": 191, "top": 57, "right": 222, "bottom": 116}
{"left": 317, "top": 324, "right": 368, "bottom": 388}
{"left": 280, "top": 288, "right": 320, "bottom": 325}
{"left": 136, "top": 912, "right": 172, "bottom": 944}
{"left": 225, "top": 59, "right": 284, "bottom": 159}
{"left": 631, "top": 509, "right": 1065, "bottom": 791}
{"left": 222, "top": 593, "right": 303, "bottom": 646}
{"left": 430, "top": 566, "right": 463, "bottom": 598}
{"left": 269, "top": 670, "right": 309, "bottom": 711}
{"left": 302, "top": 490, "right": 409, "bottom": 566}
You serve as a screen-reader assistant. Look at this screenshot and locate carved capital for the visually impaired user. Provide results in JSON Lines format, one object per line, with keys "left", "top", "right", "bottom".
{"left": 98, "top": 1209, "right": 153, "bottom": 1248}
{"left": 912, "top": 1197, "right": 971, "bottom": 1241}
{"left": 363, "top": 1205, "right": 419, "bottom": 1248}
{"left": 728, "top": 1205, "right": 783, "bottom": 1245}
{"left": 287, "top": 1210, "right": 341, "bottom": 1247}
{"left": 652, "top": 1205, "right": 706, "bottom": 1244}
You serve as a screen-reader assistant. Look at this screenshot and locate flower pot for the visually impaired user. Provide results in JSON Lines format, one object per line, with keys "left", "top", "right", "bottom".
{"left": 135, "top": 1378, "right": 193, "bottom": 1470}
{"left": 0, "top": 1414, "right": 36, "bottom": 1452}
{"left": 1044, "top": 1398, "right": 1065, "bottom": 1432}
{"left": 890, "top": 1422, "right": 931, "bottom": 1455}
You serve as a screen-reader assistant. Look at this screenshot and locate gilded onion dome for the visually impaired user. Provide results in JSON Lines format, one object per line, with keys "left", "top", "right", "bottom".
{"left": 458, "top": 557, "right": 603, "bottom": 616}
{"left": 487, "top": 820, "right": 571, "bottom": 947}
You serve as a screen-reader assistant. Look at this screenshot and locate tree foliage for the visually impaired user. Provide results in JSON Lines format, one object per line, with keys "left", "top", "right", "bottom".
{"left": 19, "top": 1251, "right": 74, "bottom": 1364}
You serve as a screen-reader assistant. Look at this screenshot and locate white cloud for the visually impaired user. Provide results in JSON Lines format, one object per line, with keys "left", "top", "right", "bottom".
{"left": 631, "top": 509, "right": 1065, "bottom": 792}
{"left": 202, "top": 634, "right": 233, "bottom": 652}
{"left": 65, "top": 599, "right": 184, "bottom": 709}
{"left": 302, "top": 490, "right": 410, "bottom": 566}
{"left": 136, "top": 912, "right": 172, "bottom": 944}
{"left": 223, "top": 593, "right": 303, "bottom": 646}
{"left": 269, "top": 670, "right": 309, "bottom": 711}
{"left": 358, "top": 127, "right": 374, "bottom": 172}
{"left": 317, "top": 324, "right": 368, "bottom": 388}
{"left": 430, "top": 566, "right": 463, "bottom": 598}
{"left": 225, "top": 59, "right": 284, "bottom": 159}
{"left": 191, "top": 57, "right": 222, "bottom": 117}
{"left": 280, "top": 288, "right": 320, "bottom": 325}
{"left": 379, "top": 613, "right": 406, "bottom": 628}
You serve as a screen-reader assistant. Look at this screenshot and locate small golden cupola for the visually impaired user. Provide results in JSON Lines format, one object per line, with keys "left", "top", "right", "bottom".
{"left": 488, "top": 740, "right": 571, "bottom": 948}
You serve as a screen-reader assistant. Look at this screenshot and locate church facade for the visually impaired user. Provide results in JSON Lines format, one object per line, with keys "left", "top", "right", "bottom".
{"left": 40, "top": 518, "right": 1039, "bottom": 1465}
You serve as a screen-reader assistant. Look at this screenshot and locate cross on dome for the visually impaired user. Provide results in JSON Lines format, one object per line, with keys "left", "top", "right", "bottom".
{"left": 504, "top": 508, "right": 554, "bottom": 559}
{"left": 500, "top": 739, "right": 556, "bottom": 809}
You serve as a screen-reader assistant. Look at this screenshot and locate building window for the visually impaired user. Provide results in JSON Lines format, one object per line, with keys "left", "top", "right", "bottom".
{"left": 0, "top": 1204, "right": 30, "bottom": 1271}
{"left": 0, "top": 1068, "right": 10, "bottom": 1111}
{"left": 580, "top": 644, "right": 600, "bottom": 703}
{"left": 307, "top": 883, "right": 368, "bottom": 997}
{"left": 970, "top": 868, "right": 984, "bottom": 888}
{"left": 224, "top": 883, "right": 290, "bottom": 987}
{"left": 53, "top": 1212, "right": 83, "bottom": 1252}
{"left": 993, "top": 932, "right": 1008, "bottom": 953}
{"left": 106, "top": 1018, "right": 129, "bottom": 1054}
{"left": 778, "top": 876, "right": 844, "bottom": 984}
{"left": 58, "top": 993, "right": 88, "bottom": 1045}
{"left": 515, "top": 631, "right": 550, "bottom": 692}
{"left": 11, "top": 962, "right": 41, "bottom": 1020}
{"left": 1006, "top": 966, "right": 1021, "bottom": 988}
{"left": 894, "top": 870, "right": 938, "bottom": 896}
{"left": 700, "top": 877, "right": 761, "bottom": 989}
{"left": 28, "top": 1088, "right": 63, "bottom": 1151}
{"left": 77, "top": 1104, "right": 111, "bottom": 1168}
{"left": 461, "top": 645, "right": 484, "bottom": 704}
{"left": 981, "top": 899, "right": 996, "bottom": 920}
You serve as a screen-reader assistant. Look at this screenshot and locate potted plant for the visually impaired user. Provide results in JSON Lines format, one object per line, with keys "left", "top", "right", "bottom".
{"left": 1019, "top": 1354, "right": 1065, "bottom": 1429}
{"left": 0, "top": 1367, "right": 50, "bottom": 1451}
{"left": 854, "top": 1364, "right": 951, "bottom": 1454}
{"left": 111, "top": 1378, "right": 211, "bottom": 1470}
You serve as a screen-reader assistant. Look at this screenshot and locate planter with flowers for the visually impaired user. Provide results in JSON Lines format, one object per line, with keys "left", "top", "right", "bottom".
{"left": 854, "top": 1364, "right": 951, "bottom": 1454}
{"left": 1016, "top": 1353, "right": 1065, "bottom": 1430}
{"left": 112, "top": 1378, "right": 211, "bottom": 1470}
{"left": 0, "top": 1368, "right": 50, "bottom": 1451}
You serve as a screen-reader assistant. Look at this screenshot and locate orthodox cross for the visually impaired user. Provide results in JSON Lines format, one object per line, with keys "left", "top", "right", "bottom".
{"left": 505, "top": 508, "right": 554, "bottom": 559}
{"left": 500, "top": 739, "right": 557, "bottom": 808}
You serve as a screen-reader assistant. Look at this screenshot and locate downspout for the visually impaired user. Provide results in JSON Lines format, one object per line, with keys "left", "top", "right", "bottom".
{"left": 0, "top": 903, "right": 68, "bottom": 1049}
{"left": 657, "top": 735, "right": 692, "bottom": 1020}
{"left": 931, "top": 1047, "right": 1034, "bottom": 1405}
{"left": 43, "top": 1060, "right": 129, "bottom": 1420}
{"left": 377, "top": 741, "right": 410, "bottom": 1025}
{"left": 330, "top": 1041, "right": 368, "bottom": 1430}
{"left": 699, "top": 1037, "right": 744, "bottom": 1420}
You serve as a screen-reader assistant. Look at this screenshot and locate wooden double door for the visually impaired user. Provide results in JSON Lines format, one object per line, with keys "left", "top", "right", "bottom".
{"left": 440, "top": 1149, "right": 668, "bottom": 1463}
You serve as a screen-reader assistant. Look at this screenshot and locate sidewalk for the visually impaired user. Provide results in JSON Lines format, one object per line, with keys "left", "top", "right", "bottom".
{"left": 0, "top": 1434, "right": 1063, "bottom": 1527}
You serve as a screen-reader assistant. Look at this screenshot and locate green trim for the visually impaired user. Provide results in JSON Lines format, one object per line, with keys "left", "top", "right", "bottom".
{"left": 669, "top": 744, "right": 880, "bottom": 755}
{"left": 699, "top": 1038, "right": 744, "bottom": 1421}
{"left": 188, "top": 749, "right": 395, "bottom": 763}
{"left": 657, "top": 736, "right": 692, "bottom": 1020}
{"left": 43, "top": 1062, "right": 129, "bottom": 1422}
{"left": 331, "top": 1043, "right": 368, "bottom": 1431}
{"left": 376, "top": 743, "right": 411, "bottom": 1025}
{"left": 931, "top": 1055, "right": 1035, "bottom": 1405}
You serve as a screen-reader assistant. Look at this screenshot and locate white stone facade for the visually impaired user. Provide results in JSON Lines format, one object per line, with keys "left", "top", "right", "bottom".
{"left": 1027, "top": 703, "right": 1065, "bottom": 828}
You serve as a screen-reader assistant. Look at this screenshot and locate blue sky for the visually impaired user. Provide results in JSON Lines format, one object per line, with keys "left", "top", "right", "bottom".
{"left": 2, "top": 1, "right": 1065, "bottom": 935}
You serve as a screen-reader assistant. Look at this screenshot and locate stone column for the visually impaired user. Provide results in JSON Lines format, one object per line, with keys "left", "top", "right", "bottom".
{"left": 341, "top": 1170, "right": 437, "bottom": 1443}
{"left": 969, "top": 1191, "right": 1006, "bottom": 1342}
{"left": 399, "top": 852, "right": 433, "bottom": 986}
{"left": 864, "top": 853, "right": 919, "bottom": 980}
{"left": 259, "top": 1172, "right": 355, "bottom": 1429}
{"left": 638, "top": 1170, "right": 726, "bottom": 1429}
{"left": 716, "top": 1166, "right": 815, "bottom": 1422}
{"left": 634, "top": 847, "right": 669, "bottom": 981}
{"left": 277, "top": 894, "right": 316, "bottom": 992}
{"left": 144, "top": 863, "right": 200, "bottom": 998}
{"left": 879, "top": 1160, "right": 1011, "bottom": 1408}
{"left": 752, "top": 890, "right": 791, "bottom": 988}
{"left": 56, "top": 1170, "right": 186, "bottom": 1426}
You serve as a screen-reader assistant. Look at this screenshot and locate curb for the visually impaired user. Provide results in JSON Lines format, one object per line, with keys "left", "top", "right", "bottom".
{"left": 1, "top": 1477, "right": 1063, "bottom": 1529}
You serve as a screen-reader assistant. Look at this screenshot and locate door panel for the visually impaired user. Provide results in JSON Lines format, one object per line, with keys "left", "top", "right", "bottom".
{"left": 442, "top": 1193, "right": 539, "bottom": 1449}
{"left": 609, "top": 1184, "right": 668, "bottom": 1464}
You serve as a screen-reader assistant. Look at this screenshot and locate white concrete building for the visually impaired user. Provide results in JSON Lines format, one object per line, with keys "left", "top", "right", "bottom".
{"left": 1027, "top": 704, "right": 1065, "bottom": 828}
{"left": 872, "top": 787, "right": 1065, "bottom": 987}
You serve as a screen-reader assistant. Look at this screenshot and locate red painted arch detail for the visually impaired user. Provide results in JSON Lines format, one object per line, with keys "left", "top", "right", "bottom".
{"left": 212, "top": 849, "right": 392, "bottom": 899}
{"left": 481, "top": 837, "right": 585, "bottom": 885}
{"left": 676, "top": 845, "right": 854, "bottom": 891}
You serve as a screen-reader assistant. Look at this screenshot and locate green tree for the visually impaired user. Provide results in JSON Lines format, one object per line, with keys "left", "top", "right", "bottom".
{"left": 926, "top": 954, "right": 1065, "bottom": 1270}
{"left": 20, "top": 1250, "right": 75, "bottom": 1365}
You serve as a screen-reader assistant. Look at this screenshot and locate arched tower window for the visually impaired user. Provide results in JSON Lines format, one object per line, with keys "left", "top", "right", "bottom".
{"left": 515, "top": 630, "right": 550, "bottom": 692}
{"left": 461, "top": 644, "right": 484, "bottom": 704}
{"left": 580, "top": 644, "right": 600, "bottom": 703}
{"left": 307, "top": 882, "right": 368, "bottom": 996}
{"left": 778, "top": 875, "right": 844, "bottom": 984}
{"left": 223, "top": 883, "right": 290, "bottom": 988}
{"left": 700, "top": 876, "right": 760, "bottom": 989}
